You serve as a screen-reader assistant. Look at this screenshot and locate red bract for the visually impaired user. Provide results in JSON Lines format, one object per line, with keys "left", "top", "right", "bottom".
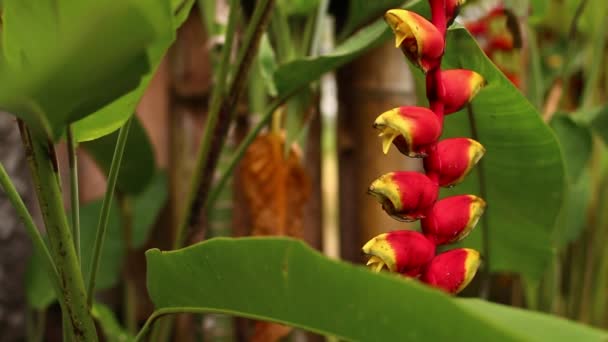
{"left": 421, "top": 248, "right": 481, "bottom": 294}
{"left": 488, "top": 35, "right": 514, "bottom": 51}
{"left": 384, "top": 9, "right": 444, "bottom": 72}
{"left": 421, "top": 195, "right": 486, "bottom": 245}
{"left": 362, "top": 230, "right": 435, "bottom": 276}
{"left": 423, "top": 138, "right": 485, "bottom": 187}
{"left": 374, "top": 106, "right": 442, "bottom": 157}
{"left": 445, "top": 0, "right": 465, "bottom": 26}
{"left": 441, "top": 69, "right": 486, "bottom": 114}
{"left": 368, "top": 172, "right": 438, "bottom": 221}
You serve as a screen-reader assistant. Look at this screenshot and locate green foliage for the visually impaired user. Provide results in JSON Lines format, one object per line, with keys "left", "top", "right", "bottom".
{"left": 434, "top": 28, "right": 566, "bottom": 280}
{"left": 573, "top": 106, "right": 608, "bottom": 145}
{"left": 277, "top": 0, "right": 319, "bottom": 16}
{"left": 25, "top": 241, "right": 56, "bottom": 310}
{"left": 338, "top": 0, "right": 409, "bottom": 40}
{"left": 72, "top": 0, "right": 195, "bottom": 142}
{"left": 550, "top": 115, "right": 592, "bottom": 182}
{"left": 92, "top": 303, "right": 135, "bottom": 342}
{"left": 82, "top": 116, "right": 155, "bottom": 195}
{"left": 146, "top": 238, "right": 606, "bottom": 341}
{"left": 273, "top": 20, "right": 387, "bottom": 97}
{"left": 0, "top": 0, "right": 178, "bottom": 140}
{"left": 26, "top": 173, "right": 166, "bottom": 309}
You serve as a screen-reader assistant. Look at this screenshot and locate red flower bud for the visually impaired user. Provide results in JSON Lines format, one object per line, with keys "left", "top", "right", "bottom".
{"left": 373, "top": 106, "right": 442, "bottom": 157}
{"left": 465, "top": 21, "right": 488, "bottom": 35}
{"left": 384, "top": 9, "right": 445, "bottom": 72}
{"left": 487, "top": 5, "right": 506, "bottom": 19}
{"left": 362, "top": 230, "right": 435, "bottom": 276}
{"left": 446, "top": 0, "right": 466, "bottom": 26}
{"left": 442, "top": 69, "right": 486, "bottom": 114}
{"left": 421, "top": 195, "right": 486, "bottom": 245}
{"left": 423, "top": 138, "right": 485, "bottom": 187}
{"left": 368, "top": 171, "right": 438, "bottom": 221}
{"left": 503, "top": 71, "right": 521, "bottom": 88}
{"left": 421, "top": 248, "right": 481, "bottom": 294}
{"left": 488, "top": 35, "right": 514, "bottom": 51}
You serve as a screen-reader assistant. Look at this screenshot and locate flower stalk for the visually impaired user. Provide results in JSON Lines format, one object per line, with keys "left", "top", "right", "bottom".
{"left": 362, "top": 0, "right": 488, "bottom": 295}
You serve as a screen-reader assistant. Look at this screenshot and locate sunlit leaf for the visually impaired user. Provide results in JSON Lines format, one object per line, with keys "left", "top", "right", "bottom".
{"left": 146, "top": 238, "right": 606, "bottom": 341}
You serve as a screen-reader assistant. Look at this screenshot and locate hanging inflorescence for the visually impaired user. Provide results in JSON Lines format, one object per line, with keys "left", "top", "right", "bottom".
{"left": 362, "top": 0, "right": 488, "bottom": 294}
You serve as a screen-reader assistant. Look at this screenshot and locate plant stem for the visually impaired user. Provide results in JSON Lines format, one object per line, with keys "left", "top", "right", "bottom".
{"left": 86, "top": 117, "right": 133, "bottom": 307}
{"left": 0, "top": 162, "right": 58, "bottom": 283}
{"left": 18, "top": 121, "right": 98, "bottom": 341}
{"left": 173, "top": 0, "right": 240, "bottom": 249}
{"left": 118, "top": 194, "right": 137, "bottom": 335}
{"left": 270, "top": 4, "right": 295, "bottom": 62}
{"left": 67, "top": 125, "right": 81, "bottom": 262}
{"left": 175, "top": 0, "right": 276, "bottom": 248}
{"left": 309, "top": 0, "right": 329, "bottom": 57}
{"left": 580, "top": 5, "right": 608, "bottom": 109}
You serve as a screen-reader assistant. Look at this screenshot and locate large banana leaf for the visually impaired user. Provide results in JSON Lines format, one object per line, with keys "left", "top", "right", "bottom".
{"left": 146, "top": 238, "right": 605, "bottom": 341}
{"left": 434, "top": 28, "right": 566, "bottom": 280}
{"left": 0, "top": 0, "right": 192, "bottom": 141}
{"left": 72, "top": 0, "right": 195, "bottom": 142}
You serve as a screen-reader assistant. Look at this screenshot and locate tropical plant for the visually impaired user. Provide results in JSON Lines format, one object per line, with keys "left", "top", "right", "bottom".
{"left": 0, "top": 0, "right": 607, "bottom": 341}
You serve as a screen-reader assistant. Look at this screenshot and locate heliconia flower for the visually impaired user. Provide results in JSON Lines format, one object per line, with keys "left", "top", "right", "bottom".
{"left": 423, "top": 138, "right": 485, "bottom": 187}
{"left": 373, "top": 106, "right": 442, "bottom": 157}
{"left": 368, "top": 171, "right": 438, "bottom": 221}
{"left": 465, "top": 21, "right": 488, "bottom": 35}
{"left": 421, "top": 195, "right": 486, "bottom": 245}
{"left": 384, "top": 9, "right": 444, "bottom": 72}
{"left": 446, "top": 0, "right": 466, "bottom": 26}
{"left": 487, "top": 5, "right": 506, "bottom": 19}
{"left": 441, "top": 69, "right": 486, "bottom": 114}
{"left": 362, "top": 230, "right": 435, "bottom": 275}
{"left": 503, "top": 71, "right": 521, "bottom": 88}
{"left": 488, "top": 35, "right": 514, "bottom": 51}
{"left": 420, "top": 248, "right": 481, "bottom": 294}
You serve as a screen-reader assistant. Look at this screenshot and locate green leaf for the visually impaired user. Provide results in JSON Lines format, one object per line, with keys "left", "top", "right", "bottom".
{"left": 550, "top": 114, "right": 592, "bottom": 182}
{"left": 272, "top": 0, "right": 426, "bottom": 99}
{"left": 25, "top": 240, "right": 56, "bottom": 310}
{"left": 92, "top": 302, "right": 135, "bottom": 342}
{"left": 82, "top": 116, "right": 155, "bottom": 195}
{"left": 573, "top": 106, "right": 608, "bottom": 145}
{"left": 338, "top": 0, "right": 407, "bottom": 40}
{"left": 436, "top": 28, "right": 566, "bottom": 280}
{"left": 25, "top": 200, "right": 123, "bottom": 309}
{"left": 554, "top": 171, "right": 591, "bottom": 247}
{"left": 257, "top": 34, "right": 279, "bottom": 96}
{"left": 132, "top": 173, "right": 168, "bottom": 248}
{"left": 72, "top": 0, "right": 195, "bottom": 142}
{"left": 0, "top": 0, "right": 176, "bottom": 140}
{"left": 146, "top": 238, "right": 606, "bottom": 341}
{"left": 277, "top": 0, "right": 319, "bottom": 16}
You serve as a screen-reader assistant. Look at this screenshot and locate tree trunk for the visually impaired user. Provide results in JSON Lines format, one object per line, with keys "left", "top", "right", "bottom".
{"left": 0, "top": 113, "right": 33, "bottom": 341}
{"left": 337, "top": 41, "right": 419, "bottom": 263}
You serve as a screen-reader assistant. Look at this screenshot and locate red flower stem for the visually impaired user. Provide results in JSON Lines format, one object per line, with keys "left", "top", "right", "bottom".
{"left": 424, "top": 0, "right": 448, "bottom": 183}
